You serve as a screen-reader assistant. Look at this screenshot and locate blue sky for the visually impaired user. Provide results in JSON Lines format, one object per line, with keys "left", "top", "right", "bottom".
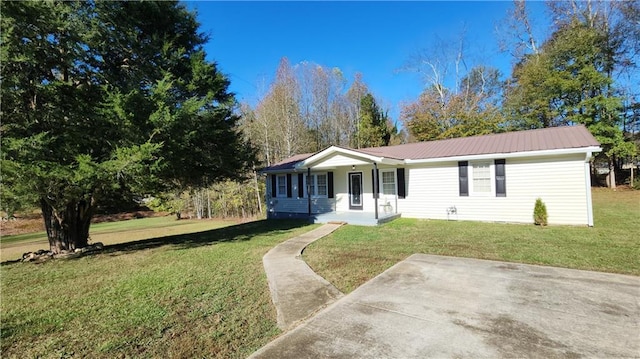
{"left": 187, "top": 1, "right": 548, "bottom": 121}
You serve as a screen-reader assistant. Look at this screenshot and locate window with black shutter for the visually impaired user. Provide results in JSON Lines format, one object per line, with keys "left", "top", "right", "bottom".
{"left": 371, "top": 168, "right": 379, "bottom": 199}
{"left": 397, "top": 168, "right": 406, "bottom": 199}
{"left": 495, "top": 159, "right": 506, "bottom": 197}
{"left": 298, "top": 173, "right": 304, "bottom": 198}
{"left": 459, "top": 161, "right": 468, "bottom": 196}
{"left": 328, "top": 172, "right": 334, "bottom": 198}
{"left": 271, "top": 174, "right": 277, "bottom": 197}
{"left": 286, "top": 174, "right": 292, "bottom": 198}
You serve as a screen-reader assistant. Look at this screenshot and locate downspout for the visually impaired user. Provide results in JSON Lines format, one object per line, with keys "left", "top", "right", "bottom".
{"left": 307, "top": 168, "right": 311, "bottom": 217}
{"left": 585, "top": 152, "right": 594, "bottom": 227}
{"left": 374, "top": 163, "right": 378, "bottom": 220}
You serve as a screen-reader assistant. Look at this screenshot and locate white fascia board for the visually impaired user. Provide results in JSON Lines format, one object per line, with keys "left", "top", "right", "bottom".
{"left": 295, "top": 146, "right": 403, "bottom": 169}
{"left": 380, "top": 158, "right": 405, "bottom": 165}
{"left": 404, "top": 146, "right": 603, "bottom": 165}
{"left": 297, "top": 165, "right": 337, "bottom": 170}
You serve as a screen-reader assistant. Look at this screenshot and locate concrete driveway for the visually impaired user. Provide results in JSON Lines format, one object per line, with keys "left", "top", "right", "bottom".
{"left": 251, "top": 254, "right": 640, "bottom": 358}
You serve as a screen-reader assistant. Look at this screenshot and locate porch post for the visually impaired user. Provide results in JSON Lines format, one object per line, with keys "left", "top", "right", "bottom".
{"left": 307, "top": 168, "right": 311, "bottom": 216}
{"left": 373, "top": 163, "right": 378, "bottom": 220}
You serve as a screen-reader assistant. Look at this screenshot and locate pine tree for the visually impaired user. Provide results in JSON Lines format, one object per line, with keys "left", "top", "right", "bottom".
{"left": 357, "top": 94, "right": 390, "bottom": 148}
{"left": 1, "top": 1, "right": 256, "bottom": 253}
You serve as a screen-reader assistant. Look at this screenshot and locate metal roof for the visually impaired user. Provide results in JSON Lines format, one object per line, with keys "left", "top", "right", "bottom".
{"left": 262, "top": 153, "right": 314, "bottom": 172}
{"left": 262, "top": 126, "right": 600, "bottom": 172}
{"left": 357, "top": 125, "right": 600, "bottom": 160}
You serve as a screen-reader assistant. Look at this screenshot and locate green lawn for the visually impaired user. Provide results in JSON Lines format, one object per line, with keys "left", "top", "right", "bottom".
{"left": 304, "top": 188, "right": 640, "bottom": 293}
{"left": 0, "top": 217, "right": 239, "bottom": 262}
{"left": 1, "top": 189, "right": 637, "bottom": 358}
{"left": 1, "top": 220, "right": 315, "bottom": 358}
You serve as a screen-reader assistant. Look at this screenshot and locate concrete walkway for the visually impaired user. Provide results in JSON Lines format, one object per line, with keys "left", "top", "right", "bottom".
{"left": 253, "top": 254, "right": 640, "bottom": 358}
{"left": 262, "top": 223, "right": 344, "bottom": 330}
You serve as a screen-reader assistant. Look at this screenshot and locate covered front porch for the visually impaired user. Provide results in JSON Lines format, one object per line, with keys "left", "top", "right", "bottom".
{"left": 295, "top": 146, "right": 406, "bottom": 226}
{"left": 264, "top": 145, "right": 406, "bottom": 226}
{"left": 310, "top": 211, "right": 401, "bottom": 226}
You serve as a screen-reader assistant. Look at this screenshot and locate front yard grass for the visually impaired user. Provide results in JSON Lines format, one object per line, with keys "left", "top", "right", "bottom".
{"left": 1, "top": 189, "right": 637, "bottom": 358}
{"left": 1, "top": 220, "right": 315, "bottom": 358}
{"left": 0, "top": 216, "right": 239, "bottom": 262}
{"left": 305, "top": 188, "right": 640, "bottom": 293}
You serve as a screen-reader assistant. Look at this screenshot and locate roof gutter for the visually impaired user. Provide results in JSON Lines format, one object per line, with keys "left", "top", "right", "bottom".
{"left": 584, "top": 151, "right": 596, "bottom": 227}
{"left": 404, "top": 146, "right": 603, "bottom": 165}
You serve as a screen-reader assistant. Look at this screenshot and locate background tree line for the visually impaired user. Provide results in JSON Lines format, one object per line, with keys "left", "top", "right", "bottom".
{"left": 134, "top": 0, "right": 640, "bottom": 219}
{"left": 3, "top": 0, "right": 638, "bottom": 247}
{"left": 401, "top": 0, "right": 638, "bottom": 188}
{"left": 240, "top": 58, "right": 405, "bottom": 167}
{"left": 156, "top": 59, "right": 405, "bottom": 219}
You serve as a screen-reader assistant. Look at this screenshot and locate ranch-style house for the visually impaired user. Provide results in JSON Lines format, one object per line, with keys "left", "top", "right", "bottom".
{"left": 261, "top": 125, "right": 601, "bottom": 226}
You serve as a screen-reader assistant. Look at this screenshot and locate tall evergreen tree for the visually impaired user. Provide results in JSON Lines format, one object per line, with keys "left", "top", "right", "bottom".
{"left": 357, "top": 94, "right": 391, "bottom": 148}
{"left": 504, "top": 19, "right": 635, "bottom": 187}
{"left": 1, "top": 1, "right": 256, "bottom": 253}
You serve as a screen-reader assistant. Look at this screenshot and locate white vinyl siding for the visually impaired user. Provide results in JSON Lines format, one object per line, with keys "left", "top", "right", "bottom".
{"left": 270, "top": 153, "right": 592, "bottom": 226}
{"left": 270, "top": 197, "right": 333, "bottom": 214}
{"left": 311, "top": 154, "right": 371, "bottom": 168}
{"left": 396, "top": 154, "right": 591, "bottom": 225}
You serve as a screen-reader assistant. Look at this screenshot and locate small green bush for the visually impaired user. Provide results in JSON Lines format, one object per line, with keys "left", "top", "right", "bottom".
{"left": 632, "top": 176, "right": 640, "bottom": 190}
{"left": 533, "top": 198, "right": 548, "bottom": 226}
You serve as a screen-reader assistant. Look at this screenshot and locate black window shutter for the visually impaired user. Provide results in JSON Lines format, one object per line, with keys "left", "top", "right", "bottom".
{"left": 297, "top": 173, "right": 304, "bottom": 198}
{"left": 397, "top": 168, "right": 406, "bottom": 199}
{"left": 328, "top": 172, "right": 334, "bottom": 198}
{"left": 271, "top": 174, "right": 277, "bottom": 197}
{"left": 286, "top": 174, "right": 292, "bottom": 198}
{"left": 371, "top": 169, "right": 379, "bottom": 199}
{"left": 459, "top": 161, "right": 468, "bottom": 197}
{"left": 495, "top": 159, "right": 506, "bottom": 197}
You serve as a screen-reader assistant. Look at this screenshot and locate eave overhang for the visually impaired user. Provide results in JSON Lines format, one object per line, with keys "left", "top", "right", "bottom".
{"left": 294, "top": 146, "right": 404, "bottom": 170}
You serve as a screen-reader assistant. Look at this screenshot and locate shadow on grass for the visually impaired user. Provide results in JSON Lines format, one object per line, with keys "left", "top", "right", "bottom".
{"left": 1, "top": 219, "right": 311, "bottom": 265}
{"left": 102, "top": 219, "right": 310, "bottom": 255}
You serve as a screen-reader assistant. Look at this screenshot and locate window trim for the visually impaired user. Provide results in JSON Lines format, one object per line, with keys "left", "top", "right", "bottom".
{"left": 381, "top": 170, "right": 397, "bottom": 196}
{"left": 307, "top": 172, "right": 328, "bottom": 198}
{"left": 462, "top": 160, "right": 507, "bottom": 197}
{"left": 471, "top": 161, "right": 492, "bottom": 195}
{"left": 276, "top": 174, "right": 287, "bottom": 198}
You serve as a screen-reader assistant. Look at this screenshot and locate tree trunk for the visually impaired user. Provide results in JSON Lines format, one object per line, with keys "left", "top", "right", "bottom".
{"left": 253, "top": 170, "right": 262, "bottom": 214}
{"left": 41, "top": 198, "right": 94, "bottom": 254}
{"left": 609, "top": 158, "right": 617, "bottom": 189}
{"left": 207, "top": 189, "right": 212, "bottom": 219}
{"left": 193, "top": 190, "right": 203, "bottom": 219}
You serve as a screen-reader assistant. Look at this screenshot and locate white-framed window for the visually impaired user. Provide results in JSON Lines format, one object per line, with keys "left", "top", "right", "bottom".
{"left": 308, "top": 173, "right": 328, "bottom": 198}
{"left": 472, "top": 162, "right": 491, "bottom": 193}
{"left": 472, "top": 162, "right": 491, "bottom": 194}
{"left": 381, "top": 170, "right": 396, "bottom": 195}
{"left": 276, "top": 174, "right": 287, "bottom": 197}
{"left": 459, "top": 160, "right": 506, "bottom": 197}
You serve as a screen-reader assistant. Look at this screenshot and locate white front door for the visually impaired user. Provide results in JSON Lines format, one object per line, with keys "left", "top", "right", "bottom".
{"left": 349, "top": 172, "right": 363, "bottom": 210}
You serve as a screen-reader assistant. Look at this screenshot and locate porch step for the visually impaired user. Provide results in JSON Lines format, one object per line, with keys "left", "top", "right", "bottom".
{"left": 311, "top": 212, "right": 401, "bottom": 226}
